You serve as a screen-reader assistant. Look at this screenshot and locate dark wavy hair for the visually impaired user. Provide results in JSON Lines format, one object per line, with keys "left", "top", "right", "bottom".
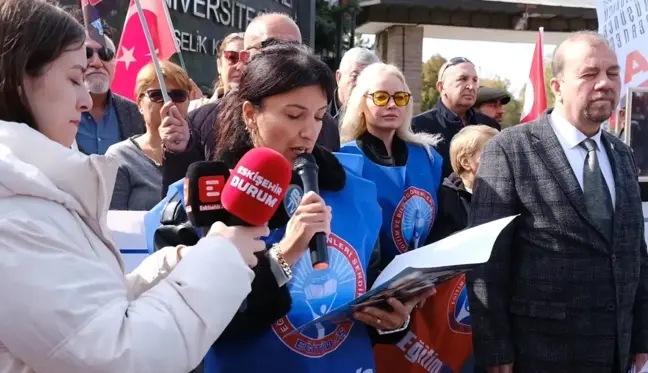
{"left": 0, "top": 0, "right": 86, "bottom": 130}
{"left": 214, "top": 43, "right": 335, "bottom": 165}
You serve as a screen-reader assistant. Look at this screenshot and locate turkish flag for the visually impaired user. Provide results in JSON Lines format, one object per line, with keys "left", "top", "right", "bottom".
{"left": 520, "top": 29, "right": 548, "bottom": 124}
{"left": 111, "top": 0, "right": 178, "bottom": 101}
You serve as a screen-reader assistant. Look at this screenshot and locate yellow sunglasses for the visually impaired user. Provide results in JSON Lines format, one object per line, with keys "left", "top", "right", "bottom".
{"left": 366, "top": 91, "right": 411, "bottom": 107}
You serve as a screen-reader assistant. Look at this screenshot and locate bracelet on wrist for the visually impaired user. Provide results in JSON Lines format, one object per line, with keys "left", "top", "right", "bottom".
{"left": 270, "top": 244, "right": 292, "bottom": 279}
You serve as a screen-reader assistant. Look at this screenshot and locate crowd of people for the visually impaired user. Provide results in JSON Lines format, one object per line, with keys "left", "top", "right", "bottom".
{"left": 0, "top": 0, "right": 647, "bottom": 373}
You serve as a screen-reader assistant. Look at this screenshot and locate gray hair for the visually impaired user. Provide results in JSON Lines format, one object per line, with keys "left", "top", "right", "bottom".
{"left": 339, "top": 47, "right": 380, "bottom": 73}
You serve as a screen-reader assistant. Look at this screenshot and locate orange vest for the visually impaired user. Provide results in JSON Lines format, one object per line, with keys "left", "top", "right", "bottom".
{"left": 374, "top": 274, "right": 473, "bottom": 373}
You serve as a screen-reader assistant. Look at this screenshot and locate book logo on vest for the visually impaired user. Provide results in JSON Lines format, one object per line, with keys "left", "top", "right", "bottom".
{"left": 391, "top": 187, "right": 435, "bottom": 253}
{"left": 272, "top": 233, "right": 366, "bottom": 357}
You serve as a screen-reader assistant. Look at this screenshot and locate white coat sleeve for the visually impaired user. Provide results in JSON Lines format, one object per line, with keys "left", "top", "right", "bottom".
{"left": 0, "top": 216, "right": 253, "bottom": 373}
{"left": 124, "top": 246, "right": 183, "bottom": 299}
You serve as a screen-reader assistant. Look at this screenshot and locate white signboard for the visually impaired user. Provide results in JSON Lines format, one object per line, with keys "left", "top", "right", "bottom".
{"left": 596, "top": 0, "right": 648, "bottom": 95}
{"left": 108, "top": 211, "right": 150, "bottom": 273}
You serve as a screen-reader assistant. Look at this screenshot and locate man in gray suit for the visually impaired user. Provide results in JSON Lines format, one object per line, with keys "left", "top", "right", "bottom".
{"left": 467, "top": 31, "right": 648, "bottom": 373}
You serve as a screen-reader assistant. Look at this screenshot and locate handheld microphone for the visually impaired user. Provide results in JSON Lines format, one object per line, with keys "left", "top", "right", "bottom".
{"left": 184, "top": 161, "right": 231, "bottom": 229}
{"left": 293, "top": 153, "right": 329, "bottom": 270}
{"left": 221, "top": 147, "right": 293, "bottom": 226}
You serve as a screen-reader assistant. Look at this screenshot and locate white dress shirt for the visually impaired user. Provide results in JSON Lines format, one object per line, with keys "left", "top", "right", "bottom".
{"left": 549, "top": 110, "right": 616, "bottom": 209}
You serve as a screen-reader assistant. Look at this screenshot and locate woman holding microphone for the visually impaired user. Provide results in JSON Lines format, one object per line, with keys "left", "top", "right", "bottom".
{"left": 0, "top": 1, "right": 264, "bottom": 372}
{"left": 161, "top": 43, "right": 434, "bottom": 373}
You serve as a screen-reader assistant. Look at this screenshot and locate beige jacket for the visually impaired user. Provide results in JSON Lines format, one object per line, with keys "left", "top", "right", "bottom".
{"left": 0, "top": 121, "right": 254, "bottom": 373}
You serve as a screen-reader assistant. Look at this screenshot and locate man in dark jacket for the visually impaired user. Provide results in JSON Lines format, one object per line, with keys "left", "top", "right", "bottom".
{"left": 412, "top": 57, "right": 500, "bottom": 179}
{"left": 467, "top": 32, "right": 648, "bottom": 373}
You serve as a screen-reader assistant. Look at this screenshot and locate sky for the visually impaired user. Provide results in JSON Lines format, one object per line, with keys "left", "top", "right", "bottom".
{"left": 421, "top": 38, "right": 557, "bottom": 98}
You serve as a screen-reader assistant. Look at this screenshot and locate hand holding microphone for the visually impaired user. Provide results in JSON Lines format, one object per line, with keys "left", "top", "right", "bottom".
{"left": 278, "top": 191, "right": 331, "bottom": 265}
{"left": 207, "top": 222, "right": 269, "bottom": 267}
{"left": 159, "top": 101, "right": 190, "bottom": 152}
{"left": 288, "top": 153, "right": 331, "bottom": 270}
{"left": 184, "top": 148, "right": 293, "bottom": 268}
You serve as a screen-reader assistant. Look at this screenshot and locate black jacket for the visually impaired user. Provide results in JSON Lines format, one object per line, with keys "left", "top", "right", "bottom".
{"left": 162, "top": 101, "right": 341, "bottom": 196}
{"left": 412, "top": 100, "right": 500, "bottom": 180}
{"left": 427, "top": 173, "right": 471, "bottom": 243}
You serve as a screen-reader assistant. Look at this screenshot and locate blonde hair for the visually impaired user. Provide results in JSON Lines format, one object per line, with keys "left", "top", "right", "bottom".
{"left": 134, "top": 60, "right": 191, "bottom": 99}
{"left": 449, "top": 125, "right": 499, "bottom": 176}
{"left": 340, "top": 63, "right": 440, "bottom": 148}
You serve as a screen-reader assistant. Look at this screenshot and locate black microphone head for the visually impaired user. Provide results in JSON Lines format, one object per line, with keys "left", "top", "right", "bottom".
{"left": 185, "top": 161, "right": 231, "bottom": 228}
{"left": 293, "top": 152, "right": 318, "bottom": 172}
{"left": 268, "top": 184, "right": 304, "bottom": 230}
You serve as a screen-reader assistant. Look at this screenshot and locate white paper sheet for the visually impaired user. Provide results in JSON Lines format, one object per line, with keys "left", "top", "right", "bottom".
{"left": 372, "top": 215, "right": 519, "bottom": 289}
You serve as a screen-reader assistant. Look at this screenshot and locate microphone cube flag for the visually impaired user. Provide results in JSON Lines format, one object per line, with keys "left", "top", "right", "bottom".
{"left": 222, "top": 148, "right": 293, "bottom": 226}
{"left": 185, "top": 161, "right": 231, "bottom": 228}
{"left": 199, "top": 176, "right": 225, "bottom": 203}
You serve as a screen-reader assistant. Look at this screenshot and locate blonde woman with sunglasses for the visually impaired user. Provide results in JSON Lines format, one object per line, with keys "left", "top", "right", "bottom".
{"left": 339, "top": 62, "right": 444, "bottom": 371}
{"left": 340, "top": 62, "right": 443, "bottom": 266}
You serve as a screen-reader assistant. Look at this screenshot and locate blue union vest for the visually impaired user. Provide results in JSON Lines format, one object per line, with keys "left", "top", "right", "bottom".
{"left": 203, "top": 153, "right": 381, "bottom": 373}
{"left": 339, "top": 141, "right": 442, "bottom": 263}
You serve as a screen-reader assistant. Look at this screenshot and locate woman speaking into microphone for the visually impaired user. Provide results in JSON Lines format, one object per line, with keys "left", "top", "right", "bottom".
{"left": 0, "top": 1, "right": 266, "bottom": 372}
{"left": 191, "top": 43, "right": 432, "bottom": 373}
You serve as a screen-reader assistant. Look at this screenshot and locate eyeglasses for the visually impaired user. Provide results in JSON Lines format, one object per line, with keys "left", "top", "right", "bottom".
{"left": 439, "top": 57, "right": 473, "bottom": 80}
{"left": 366, "top": 91, "right": 411, "bottom": 107}
{"left": 222, "top": 50, "right": 240, "bottom": 65}
{"left": 144, "top": 89, "right": 189, "bottom": 104}
{"left": 86, "top": 46, "right": 115, "bottom": 62}
{"left": 238, "top": 39, "right": 302, "bottom": 65}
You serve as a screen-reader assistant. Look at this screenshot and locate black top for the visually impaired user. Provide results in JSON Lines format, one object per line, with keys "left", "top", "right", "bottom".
{"left": 427, "top": 173, "right": 472, "bottom": 243}
{"left": 356, "top": 131, "right": 408, "bottom": 167}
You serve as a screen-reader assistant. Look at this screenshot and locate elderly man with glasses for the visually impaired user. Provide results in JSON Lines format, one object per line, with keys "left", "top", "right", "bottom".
{"left": 412, "top": 57, "right": 500, "bottom": 179}
{"left": 71, "top": 14, "right": 145, "bottom": 155}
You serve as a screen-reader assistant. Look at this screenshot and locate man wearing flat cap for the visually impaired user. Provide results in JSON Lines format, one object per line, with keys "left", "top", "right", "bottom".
{"left": 474, "top": 86, "right": 511, "bottom": 123}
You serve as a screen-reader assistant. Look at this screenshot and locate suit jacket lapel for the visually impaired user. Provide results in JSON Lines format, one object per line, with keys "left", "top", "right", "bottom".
{"left": 601, "top": 132, "right": 625, "bottom": 243}
{"left": 530, "top": 112, "right": 611, "bottom": 245}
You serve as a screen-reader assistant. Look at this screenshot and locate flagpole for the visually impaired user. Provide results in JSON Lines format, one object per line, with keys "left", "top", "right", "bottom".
{"left": 134, "top": 0, "right": 171, "bottom": 103}
{"left": 160, "top": 0, "right": 187, "bottom": 72}
{"left": 539, "top": 26, "right": 544, "bottom": 55}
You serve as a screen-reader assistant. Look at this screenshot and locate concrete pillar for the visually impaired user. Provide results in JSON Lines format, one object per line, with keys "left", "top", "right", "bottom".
{"left": 376, "top": 25, "right": 424, "bottom": 114}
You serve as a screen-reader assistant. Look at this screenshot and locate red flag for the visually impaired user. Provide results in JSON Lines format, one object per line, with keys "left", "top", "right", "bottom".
{"left": 520, "top": 28, "right": 547, "bottom": 123}
{"left": 111, "top": 0, "right": 178, "bottom": 101}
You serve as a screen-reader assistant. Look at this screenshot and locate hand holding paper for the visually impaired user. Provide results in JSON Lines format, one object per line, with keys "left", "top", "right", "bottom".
{"left": 287, "top": 215, "right": 519, "bottom": 335}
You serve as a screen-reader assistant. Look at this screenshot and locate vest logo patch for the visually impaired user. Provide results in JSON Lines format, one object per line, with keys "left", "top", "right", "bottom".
{"left": 447, "top": 276, "right": 471, "bottom": 334}
{"left": 391, "top": 187, "right": 435, "bottom": 253}
{"left": 272, "top": 233, "right": 366, "bottom": 357}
